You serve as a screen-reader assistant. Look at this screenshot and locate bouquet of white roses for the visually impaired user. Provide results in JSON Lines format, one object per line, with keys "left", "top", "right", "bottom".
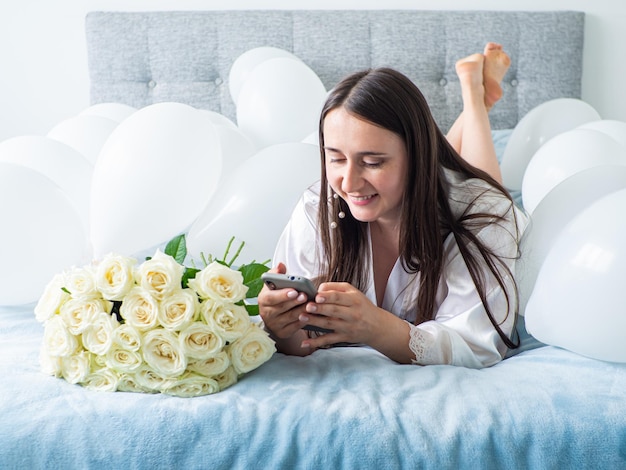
{"left": 34, "top": 235, "right": 276, "bottom": 397}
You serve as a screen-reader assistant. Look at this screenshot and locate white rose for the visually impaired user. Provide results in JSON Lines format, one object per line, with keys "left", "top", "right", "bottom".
{"left": 162, "top": 371, "right": 221, "bottom": 398}
{"left": 82, "top": 311, "right": 118, "bottom": 356}
{"left": 202, "top": 301, "right": 250, "bottom": 343}
{"left": 95, "top": 253, "right": 137, "bottom": 301}
{"left": 134, "top": 365, "right": 175, "bottom": 392}
{"left": 90, "top": 351, "right": 107, "bottom": 369}
{"left": 65, "top": 265, "right": 100, "bottom": 300}
{"left": 158, "top": 288, "right": 198, "bottom": 330}
{"left": 142, "top": 329, "right": 187, "bottom": 377}
{"left": 34, "top": 273, "right": 70, "bottom": 323}
{"left": 179, "top": 321, "right": 225, "bottom": 359}
{"left": 113, "top": 324, "right": 142, "bottom": 352}
{"left": 39, "top": 347, "right": 62, "bottom": 377}
{"left": 43, "top": 315, "right": 79, "bottom": 357}
{"left": 187, "top": 351, "right": 230, "bottom": 377}
{"left": 228, "top": 325, "right": 276, "bottom": 375}
{"left": 136, "top": 250, "right": 184, "bottom": 300}
{"left": 188, "top": 262, "right": 248, "bottom": 303}
{"left": 117, "top": 373, "right": 152, "bottom": 393}
{"left": 105, "top": 345, "right": 143, "bottom": 373}
{"left": 213, "top": 365, "right": 238, "bottom": 391}
{"left": 198, "top": 297, "right": 221, "bottom": 322}
{"left": 82, "top": 368, "right": 119, "bottom": 392}
{"left": 119, "top": 287, "right": 159, "bottom": 331}
{"left": 61, "top": 351, "right": 91, "bottom": 384}
{"left": 60, "top": 298, "right": 110, "bottom": 335}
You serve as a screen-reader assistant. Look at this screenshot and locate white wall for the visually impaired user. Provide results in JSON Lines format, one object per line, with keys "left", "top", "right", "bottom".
{"left": 1, "top": 0, "right": 625, "bottom": 142}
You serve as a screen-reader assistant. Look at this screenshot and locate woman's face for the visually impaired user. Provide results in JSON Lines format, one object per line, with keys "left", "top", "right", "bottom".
{"left": 323, "top": 107, "right": 408, "bottom": 226}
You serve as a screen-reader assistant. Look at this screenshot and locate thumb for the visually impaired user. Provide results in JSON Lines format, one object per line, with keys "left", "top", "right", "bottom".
{"left": 270, "top": 262, "right": 287, "bottom": 274}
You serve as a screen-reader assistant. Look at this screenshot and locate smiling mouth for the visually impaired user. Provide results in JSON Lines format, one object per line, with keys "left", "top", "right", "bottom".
{"left": 349, "top": 194, "right": 376, "bottom": 203}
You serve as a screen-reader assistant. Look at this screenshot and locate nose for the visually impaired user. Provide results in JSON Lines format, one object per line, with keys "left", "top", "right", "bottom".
{"left": 341, "top": 161, "right": 362, "bottom": 193}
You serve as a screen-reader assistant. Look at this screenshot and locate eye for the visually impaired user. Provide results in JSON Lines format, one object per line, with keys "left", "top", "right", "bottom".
{"left": 362, "top": 160, "right": 383, "bottom": 169}
{"left": 325, "top": 150, "right": 346, "bottom": 164}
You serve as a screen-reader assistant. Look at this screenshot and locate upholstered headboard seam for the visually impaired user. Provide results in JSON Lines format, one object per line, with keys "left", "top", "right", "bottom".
{"left": 85, "top": 10, "right": 584, "bottom": 131}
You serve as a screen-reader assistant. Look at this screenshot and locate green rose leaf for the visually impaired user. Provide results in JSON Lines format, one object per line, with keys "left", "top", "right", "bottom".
{"left": 245, "top": 278, "right": 266, "bottom": 299}
{"left": 181, "top": 267, "right": 200, "bottom": 288}
{"left": 244, "top": 304, "right": 260, "bottom": 316}
{"left": 164, "top": 234, "right": 187, "bottom": 264}
{"left": 239, "top": 263, "right": 270, "bottom": 298}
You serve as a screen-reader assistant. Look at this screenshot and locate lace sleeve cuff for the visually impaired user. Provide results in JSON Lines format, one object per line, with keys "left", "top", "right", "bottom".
{"left": 408, "top": 323, "right": 450, "bottom": 365}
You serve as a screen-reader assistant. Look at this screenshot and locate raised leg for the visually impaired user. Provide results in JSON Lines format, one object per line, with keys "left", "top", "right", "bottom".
{"left": 483, "top": 42, "right": 510, "bottom": 111}
{"left": 445, "top": 43, "right": 511, "bottom": 184}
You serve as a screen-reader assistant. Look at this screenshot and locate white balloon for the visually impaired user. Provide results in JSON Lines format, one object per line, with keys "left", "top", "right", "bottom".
{"left": 187, "top": 142, "right": 320, "bottom": 263}
{"left": 302, "top": 130, "right": 319, "bottom": 146}
{"left": 577, "top": 119, "right": 626, "bottom": 149}
{"left": 0, "top": 136, "right": 93, "bottom": 234}
{"left": 79, "top": 102, "right": 137, "bottom": 123}
{"left": 500, "top": 98, "right": 601, "bottom": 191}
{"left": 47, "top": 114, "right": 118, "bottom": 164}
{"left": 90, "top": 102, "right": 222, "bottom": 257}
{"left": 517, "top": 164, "right": 626, "bottom": 315}
{"left": 229, "top": 46, "right": 301, "bottom": 105}
{"left": 198, "top": 109, "right": 239, "bottom": 131}
{"left": 525, "top": 189, "right": 626, "bottom": 363}
{"left": 521, "top": 128, "right": 626, "bottom": 214}
{"left": 215, "top": 124, "right": 257, "bottom": 181}
{"left": 0, "top": 163, "right": 89, "bottom": 306}
{"left": 236, "top": 57, "right": 327, "bottom": 149}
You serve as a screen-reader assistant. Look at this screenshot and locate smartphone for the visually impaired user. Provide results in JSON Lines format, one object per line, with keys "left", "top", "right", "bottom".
{"left": 261, "top": 272, "right": 317, "bottom": 300}
{"left": 261, "top": 272, "right": 332, "bottom": 333}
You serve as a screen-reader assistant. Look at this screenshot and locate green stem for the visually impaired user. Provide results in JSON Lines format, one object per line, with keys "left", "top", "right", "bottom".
{"left": 227, "top": 240, "right": 245, "bottom": 267}
{"left": 222, "top": 236, "right": 235, "bottom": 264}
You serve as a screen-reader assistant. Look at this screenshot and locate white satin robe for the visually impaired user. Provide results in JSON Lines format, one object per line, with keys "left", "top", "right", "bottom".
{"left": 273, "top": 170, "right": 528, "bottom": 368}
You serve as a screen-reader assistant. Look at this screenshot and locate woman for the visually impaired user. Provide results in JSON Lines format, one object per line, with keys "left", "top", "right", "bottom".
{"left": 258, "top": 44, "right": 527, "bottom": 368}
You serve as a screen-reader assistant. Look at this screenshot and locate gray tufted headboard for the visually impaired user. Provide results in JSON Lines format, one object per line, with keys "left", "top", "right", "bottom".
{"left": 85, "top": 10, "right": 584, "bottom": 131}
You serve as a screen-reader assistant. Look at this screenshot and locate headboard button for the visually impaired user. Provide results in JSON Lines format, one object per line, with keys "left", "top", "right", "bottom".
{"left": 510, "top": 79, "right": 518, "bottom": 87}
{"left": 147, "top": 80, "right": 157, "bottom": 89}
{"left": 214, "top": 77, "right": 223, "bottom": 86}
{"left": 439, "top": 78, "right": 447, "bottom": 86}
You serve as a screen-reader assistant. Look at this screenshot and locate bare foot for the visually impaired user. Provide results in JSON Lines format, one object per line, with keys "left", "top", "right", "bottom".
{"left": 455, "top": 53, "right": 485, "bottom": 105}
{"left": 483, "top": 42, "right": 510, "bottom": 110}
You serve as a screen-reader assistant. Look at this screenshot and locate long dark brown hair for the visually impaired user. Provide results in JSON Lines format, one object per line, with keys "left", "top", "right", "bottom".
{"left": 316, "top": 68, "right": 521, "bottom": 349}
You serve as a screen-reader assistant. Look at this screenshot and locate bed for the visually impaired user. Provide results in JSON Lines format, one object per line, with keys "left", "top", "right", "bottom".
{"left": 3, "top": 9, "right": 626, "bottom": 470}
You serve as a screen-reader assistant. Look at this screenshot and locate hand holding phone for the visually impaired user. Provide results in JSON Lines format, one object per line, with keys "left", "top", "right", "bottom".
{"left": 261, "top": 272, "right": 333, "bottom": 333}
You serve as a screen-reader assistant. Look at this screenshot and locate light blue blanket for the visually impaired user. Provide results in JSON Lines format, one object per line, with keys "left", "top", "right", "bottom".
{"left": 2, "top": 304, "right": 626, "bottom": 469}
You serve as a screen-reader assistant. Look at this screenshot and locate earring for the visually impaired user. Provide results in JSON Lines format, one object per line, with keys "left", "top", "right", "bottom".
{"left": 330, "top": 192, "right": 344, "bottom": 229}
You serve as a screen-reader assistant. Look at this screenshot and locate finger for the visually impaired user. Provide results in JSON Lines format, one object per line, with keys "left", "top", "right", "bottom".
{"left": 301, "top": 332, "right": 348, "bottom": 350}
{"left": 298, "top": 310, "right": 339, "bottom": 330}
{"left": 263, "top": 303, "right": 309, "bottom": 337}
{"left": 312, "top": 293, "right": 352, "bottom": 310}
{"left": 260, "top": 282, "right": 308, "bottom": 306}
{"left": 274, "top": 316, "right": 307, "bottom": 339}
{"left": 318, "top": 281, "right": 352, "bottom": 293}
{"left": 259, "top": 286, "right": 309, "bottom": 328}
{"left": 265, "top": 262, "right": 287, "bottom": 275}
{"left": 305, "top": 297, "right": 352, "bottom": 320}
{"left": 315, "top": 284, "right": 356, "bottom": 307}
{"left": 277, "top": 288, "right": 310, "bottom": 309}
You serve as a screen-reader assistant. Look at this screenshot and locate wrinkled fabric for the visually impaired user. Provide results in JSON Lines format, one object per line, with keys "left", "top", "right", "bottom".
{"left": 2, "top": 305, "right": 626, "bottom": 469}
{"left": 273, "top": 170, "right": 528, "bottom": 368}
